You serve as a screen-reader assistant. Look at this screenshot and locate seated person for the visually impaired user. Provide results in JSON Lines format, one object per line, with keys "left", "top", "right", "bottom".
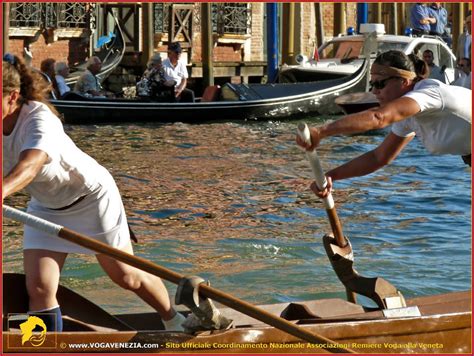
{"left": 40, "top": 58, "right": 60, "bottom": 99}
{"left": 422, "top": 49, "right": 447, "bottom": 83}
{"left": 136, "top": 54, "right": 176, "bottom": 101}
{"left": 74, "top": 56, "right": 114, "bottom": 98}
{"left": 54, "top": 61, "right": 71, "bottom": 97}
{"left": 451, "top": 57, "right": 471, "bottom": 89}
{"left": 163, "top": 42, "right": 195, "bottom": 102}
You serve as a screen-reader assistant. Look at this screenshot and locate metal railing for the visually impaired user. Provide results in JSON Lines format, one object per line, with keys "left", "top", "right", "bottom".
{"left": 10, "top": 3, "right": 94, "bottom": 29}
{"left": 153, "top": 3, "right": 251, "bottom": 36}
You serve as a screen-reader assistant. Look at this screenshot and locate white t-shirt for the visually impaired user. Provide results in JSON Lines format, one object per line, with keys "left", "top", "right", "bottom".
{"left": 162, "top": 58, "right": 188, "bottom": 86}
{"left": 55, "top": 74, "right": 71, "bottom": 97}
{"left": 3, "top": 101, "right": 109, "bottom": 209}
{"left": 391, "top": 79, "right": 471, "bottom": 156}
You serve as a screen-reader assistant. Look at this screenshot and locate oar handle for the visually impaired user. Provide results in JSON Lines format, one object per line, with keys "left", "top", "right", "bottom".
{"left": 3, "top": 205, "right": 354, "bottom": 353}
{"left": 297, "top": 123, "right": 346, "bottom": 248}
{"left": 297, "top": 123, "right": 334, "bottom": 209}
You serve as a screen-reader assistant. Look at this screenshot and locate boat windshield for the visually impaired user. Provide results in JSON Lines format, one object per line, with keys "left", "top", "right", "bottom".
{"left": 319, "top": 40, "right": 407, "bottom": 59}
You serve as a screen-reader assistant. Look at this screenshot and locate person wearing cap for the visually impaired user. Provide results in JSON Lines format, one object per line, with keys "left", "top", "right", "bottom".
{"left": 162, "top": 42, "right": 195, "bottom": 102}
{"left": 296, "top": 50, "right": 471, "bottom": 200}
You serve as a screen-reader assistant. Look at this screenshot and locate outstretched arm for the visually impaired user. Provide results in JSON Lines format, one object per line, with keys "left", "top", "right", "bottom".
{"left": 312, "top": 132, "right": 414, "bottom": 198}
{"left": 297, "top": 97, "right": 420, "bottom": 151}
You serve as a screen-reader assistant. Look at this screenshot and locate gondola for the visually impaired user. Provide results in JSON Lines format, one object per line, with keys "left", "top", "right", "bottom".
{"left": 3, "top": 273, "right": 471, "bottom": 354}
{"left": 64, "top": 14, "right": 125, "bottom": 87}
{"left": 52, "top": 58, "right": 370, "bottom": 125}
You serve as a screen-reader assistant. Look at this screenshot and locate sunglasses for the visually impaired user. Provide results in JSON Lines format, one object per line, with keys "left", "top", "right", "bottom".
{"left": 369, "top": 76, "right": 399, "bottom": 90}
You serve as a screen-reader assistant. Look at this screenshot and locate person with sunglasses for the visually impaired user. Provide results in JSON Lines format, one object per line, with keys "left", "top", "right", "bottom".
{"left": 296, "top": 49, "right": 471, "bottom": 199}
{"left": 452, "top": 57, "right": 471, "bottom": 89}
{"left": 2, "top": 54, "right": 186, "bottom": 332}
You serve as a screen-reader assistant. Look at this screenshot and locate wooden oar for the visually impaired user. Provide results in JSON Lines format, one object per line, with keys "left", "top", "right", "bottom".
{"left": 3, "top": 205, "right": 354, "bottom": 353}
{"left": 297, "top": 123, "right": 357, "bottom": 303}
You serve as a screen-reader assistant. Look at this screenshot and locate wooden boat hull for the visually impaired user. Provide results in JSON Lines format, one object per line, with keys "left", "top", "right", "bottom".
{"left": 3, "top": 310, "right": 470, "bottom": 353}
{"left": 52, "top": 60, "right": 371, "bottom": 124}
{"left": 3, "top": 273, "right": 470, "bottom": 353}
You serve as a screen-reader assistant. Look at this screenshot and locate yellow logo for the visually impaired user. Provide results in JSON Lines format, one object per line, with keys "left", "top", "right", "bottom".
{"left": 19, "top": 316, "right": 47, "bottom": 347}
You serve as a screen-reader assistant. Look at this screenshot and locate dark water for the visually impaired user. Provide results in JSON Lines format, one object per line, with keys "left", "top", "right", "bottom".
{"left": 3, "top": 118, "right": 471, "bottom": 314}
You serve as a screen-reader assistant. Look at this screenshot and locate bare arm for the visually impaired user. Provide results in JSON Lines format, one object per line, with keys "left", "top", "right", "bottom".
{"left": 297, "top": 97, "right": 421, "bottom": 151}
{"left": 2, "top": 149, "right": 48, "bottom": 202}
{"left": 312, "top": 133, "right": 414, "bottom": 198}
{"left": 328, "top": 132, "right": 414, "bottom": 181}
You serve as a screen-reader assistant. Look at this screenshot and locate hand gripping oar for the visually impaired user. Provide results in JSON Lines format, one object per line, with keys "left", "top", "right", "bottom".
{"left": 3, "top": 205, "right": 354, "bottom": 353}
{"left": 297, "top": 123, "right": 406, "bottom": 310}
{"left": 297, "top": 123, "right": 356, "bottom": 303}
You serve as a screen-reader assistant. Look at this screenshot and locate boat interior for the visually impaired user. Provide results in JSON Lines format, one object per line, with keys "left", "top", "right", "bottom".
{"left": 3, "top": 273, "right": 471, "bottom": 334}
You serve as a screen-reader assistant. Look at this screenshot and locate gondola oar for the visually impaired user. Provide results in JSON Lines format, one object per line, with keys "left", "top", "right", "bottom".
{"left": 296, "top": 123, "right": 407, "bottom": 310}
{"left": 297, "top": 123, "right": 356, "bottom": 303}
{"left": 3, "top": 205, "right": 354, "bottom": 354}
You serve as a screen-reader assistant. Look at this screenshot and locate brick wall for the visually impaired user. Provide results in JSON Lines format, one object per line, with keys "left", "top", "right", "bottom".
{"left": 8, "top": 36, "right": 88, "bottom": 68}
{"left": 250, "top": 3, "right": 265, "bottom": 61}
{"left": 321, "top": 3, "right": 357, "bottom": 40}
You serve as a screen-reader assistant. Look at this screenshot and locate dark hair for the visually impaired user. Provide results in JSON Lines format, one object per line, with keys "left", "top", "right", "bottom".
{"left": 40, "top": 58, "right": 55, "bottom": 74}
{"left": 374, "top": 50, "right": 429, "bottom": 81}
{"left": 460, "top": 57, "right": 471, "bottom": 67}
{"left": 422, "top": 49, "right": 434, "bottom": 57}
{"left": 168, "top": 42, "right": 182, "bottom": 53}
{"left": 3, "top": 54, "right": 59, "bottom": 116}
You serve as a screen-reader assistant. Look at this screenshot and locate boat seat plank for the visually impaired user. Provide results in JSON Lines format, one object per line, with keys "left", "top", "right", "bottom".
{"left": 216, "top": 298, "right": 364, "bottom": 327}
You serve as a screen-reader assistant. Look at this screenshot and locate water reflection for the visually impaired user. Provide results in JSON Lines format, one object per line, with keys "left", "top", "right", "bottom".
{"left": 3, "top": 119, "right": 471, "bottom": 313}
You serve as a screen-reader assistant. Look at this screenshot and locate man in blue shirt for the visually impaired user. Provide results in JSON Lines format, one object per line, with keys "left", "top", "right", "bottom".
{"left": 410, "top": 3, "right": 436, "bottom": 37}
{"left": 428, "top": 3, "right": 448, "bottom": 37}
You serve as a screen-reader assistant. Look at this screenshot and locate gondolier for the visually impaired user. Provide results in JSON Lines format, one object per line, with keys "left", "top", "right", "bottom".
{"left": 2, "top": 54, "right": 186, "bottom": 332}
{"left": 297, "top": 50, "right": 471, "bottom": 197}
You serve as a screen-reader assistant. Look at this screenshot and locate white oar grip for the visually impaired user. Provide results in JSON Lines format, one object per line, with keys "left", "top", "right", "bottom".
{"left": 297, "top": 123, "right": 335, "bottom": 210}
{"left": 3, "top": 205, "right": 62, "bottom": 236}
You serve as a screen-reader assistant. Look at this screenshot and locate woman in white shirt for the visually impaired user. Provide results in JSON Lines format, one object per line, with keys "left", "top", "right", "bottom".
{"left": 297, "top": 50, "right": 471, "bottom": 197}
{"left": 2, "top": 54, "right": 186, "bottom": 332}
{"left": 54, "top": 61, "right": 71, "bottom": 97}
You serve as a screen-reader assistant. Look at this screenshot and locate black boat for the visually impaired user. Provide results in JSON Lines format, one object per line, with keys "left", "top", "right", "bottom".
{"left": 53, "top": 58, "right": 370, "bottom": 124}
